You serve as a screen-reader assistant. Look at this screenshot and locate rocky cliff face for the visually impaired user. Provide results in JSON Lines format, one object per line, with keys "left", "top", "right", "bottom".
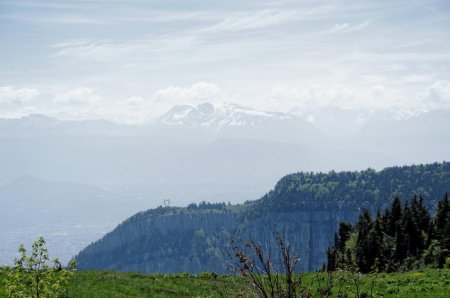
{"left": 75, "top": 162, "right": 450, "bottom": 273}
{"left": 237, "top": 210, "right": 360, "bottom": 271}
{"left": 76, "top": 209, "right": 240, "bottom": 273}
{"left": 75, "top": 206, "right": 360, "bottom": 273}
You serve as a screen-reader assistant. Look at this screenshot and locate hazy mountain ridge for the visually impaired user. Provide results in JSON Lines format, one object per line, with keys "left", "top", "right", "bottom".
{"left": 1, "top": 104, "right": 449, "bottom": 265}
{"left": 157, "top": 102, "right": 291, "bottom": 130}
{"left": 75, "top": 162, "right": 450, "bottom": 273}
{"left": 0, "top": 114, "right": 132, "bottom": 137}
{"left": 1, "top": 104, "right": 447, "bottom": 142}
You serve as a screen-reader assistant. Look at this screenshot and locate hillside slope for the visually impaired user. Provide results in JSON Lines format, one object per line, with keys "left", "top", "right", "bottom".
{"left": 75, "top": 162, "right": 450, "bottom": 273}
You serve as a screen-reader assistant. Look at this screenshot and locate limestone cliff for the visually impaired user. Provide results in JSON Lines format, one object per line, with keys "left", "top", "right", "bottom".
{"left": 75, "top": 162, "right": 450, "bottom": 273}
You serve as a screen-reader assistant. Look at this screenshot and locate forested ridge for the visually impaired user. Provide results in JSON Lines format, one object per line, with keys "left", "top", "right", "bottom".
{"left": 251, "top": 162, "right": 450, "bottom": 214}
{"left": 75, "top": 162, "right": 450, "bottom": 273}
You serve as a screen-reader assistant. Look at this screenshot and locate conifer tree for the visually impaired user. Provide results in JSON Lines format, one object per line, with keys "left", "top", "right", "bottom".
{"left": 355, "top": 209, "right": 372, "bottom": 273}
{"left": 337, "top": 222, "right": 352, "bottom": 252}
{"left": 368, "top": 215, "right": 385, "bottom": 271}
{"left": 411, "top": 195, "right": 430, "bottom": 254}
{"left": 388, "top": 197, "right": 403, "bottom": 236}
{"left": 434, "top": 193, "right": 449, "bottom": 245}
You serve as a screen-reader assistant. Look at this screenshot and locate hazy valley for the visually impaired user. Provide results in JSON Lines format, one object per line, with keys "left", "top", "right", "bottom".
{"left": 1, "top": 103, "right": 450, "bottom": 265}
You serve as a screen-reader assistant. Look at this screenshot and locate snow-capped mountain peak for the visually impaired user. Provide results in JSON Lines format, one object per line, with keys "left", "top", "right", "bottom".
{"left": 157, "top": 102, "right": 291, "bottom": 130}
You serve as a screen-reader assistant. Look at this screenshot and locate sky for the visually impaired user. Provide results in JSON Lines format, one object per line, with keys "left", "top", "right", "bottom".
{"left": 1, "top": 0, "right": 450, "bottom": 123}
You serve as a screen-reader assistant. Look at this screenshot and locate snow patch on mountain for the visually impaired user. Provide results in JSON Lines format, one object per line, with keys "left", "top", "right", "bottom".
{"left": 157, "top": 102, "right": 291, "bottom": 130}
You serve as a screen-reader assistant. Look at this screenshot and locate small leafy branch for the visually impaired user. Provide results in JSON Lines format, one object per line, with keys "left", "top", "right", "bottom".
{"left": 2, "top": 236, "right": 76, "bottom": 298}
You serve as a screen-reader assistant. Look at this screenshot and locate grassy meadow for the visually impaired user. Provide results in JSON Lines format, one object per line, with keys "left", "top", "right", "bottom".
{"left": 2, "top": 269, "right": 449, "bottom": 297}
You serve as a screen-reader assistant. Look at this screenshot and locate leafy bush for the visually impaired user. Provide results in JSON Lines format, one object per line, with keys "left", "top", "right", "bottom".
{"left": 2, "top": 237, "right": 76, "bottom": 298}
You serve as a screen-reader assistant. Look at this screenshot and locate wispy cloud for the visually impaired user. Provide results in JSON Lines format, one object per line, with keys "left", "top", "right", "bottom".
{"left": 201, "top": 9, "right": 300, "bottom": 32}
{"left": 1, "top": 0, "right": 217, "bottom": 25}
{"left": 1, "top": 14, "right": 108, "bottom": 25}
{"left": 326, "top": 20, "right": 370, "bottom": 34}
{"left": 51, "top": 37, "right": 197, "bottom": 60}
{"left": 2, "top": 0, "right": 88, "bottom": 10}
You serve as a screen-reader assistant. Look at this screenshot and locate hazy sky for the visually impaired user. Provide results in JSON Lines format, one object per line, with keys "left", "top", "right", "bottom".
{"left": 1, "top": 0, "right": 450, "bottom": 123}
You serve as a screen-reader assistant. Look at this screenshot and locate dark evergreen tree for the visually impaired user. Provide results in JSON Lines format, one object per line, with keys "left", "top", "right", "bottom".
{"left": 326, "top": 247, "right": 337, "bottom": 271}
{"left": 411, "top": 195, "right": 430, "bottom": 254}
{"left": 411, "top": 195, "right": 431, "bottom": 231}
{"left": 336, "top": 222, "right": 352, "bottom": 252}
{"left": 327, "top": 222, "right": 354, "bottom": 271}
{"left": 367, "top": 215, "right": 385, "bottom": 271}
{"left": 433, "top": 193, "right": 450, "bottom": 266}
{"left": 388, "top": 197, "right": 403, "bottom": 236}
{"left": 355, "top": 209, "right": 373, "bottom": 273}
{"left": 434, "top": 193, "right": 449, "bottom": 245}
{"left": 402, "top": 202, "right": 422, "bottom": 258}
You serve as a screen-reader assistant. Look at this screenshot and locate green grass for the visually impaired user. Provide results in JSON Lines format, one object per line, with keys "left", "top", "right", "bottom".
{"left": 366, "top": 269, "right": 450, "bottom": 298}
{"left": 1, "top": 269, "right": 449, "bottom": 297}
{"left": 299, "top": 269, "right": 450, "bottom": 298}
{"left": 66, "top": 271, "right": 237, "bottom": 297}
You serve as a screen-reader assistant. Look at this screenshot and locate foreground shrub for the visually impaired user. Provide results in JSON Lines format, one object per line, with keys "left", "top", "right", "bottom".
{"left": 2, "top": 236, "right": 76, "bottom": 298}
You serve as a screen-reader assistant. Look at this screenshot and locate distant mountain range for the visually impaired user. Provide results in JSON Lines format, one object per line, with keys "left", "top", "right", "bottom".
{"left": 157, "top": 102, "right": 292, "bottom": 129}
{"left": 1, "top": 103, "right": 447, "bottom": 143}
{"left": 2, "top": 102, "right": 448, "bottom": 166}
{"left": 155, "top": 102, "right": 425, "bottom": 138}
{"left": 1, "top": 103, "right": 449, "bottom": 264}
